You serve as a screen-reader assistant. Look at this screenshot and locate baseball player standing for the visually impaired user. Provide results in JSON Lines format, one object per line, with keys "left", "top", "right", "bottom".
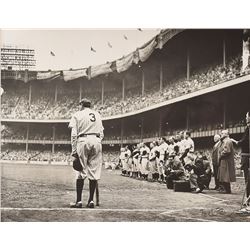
{"left": 140, "top": 143, "right": 150, "bottom": 180}
{"left": 157, "top": 137, "right": 169, "bottom": 182}
{"left": 132, "top": 144, "right": 140, "bottom": 178}
{"left": 149, "top": 142, "right": 158, "bottom": 181}
{"left": 68, "top": 98, "right": 104, "bottom": 208}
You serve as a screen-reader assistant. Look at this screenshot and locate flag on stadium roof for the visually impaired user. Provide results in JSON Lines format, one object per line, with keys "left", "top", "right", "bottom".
{"left": 107, "top": 42, "right": 113, "bottom": 48}
{"left": 90, "top": 46, "right": 96, "bottom": 53}
{"left": 9, "top": 29, "right": 185, "bottom": 82}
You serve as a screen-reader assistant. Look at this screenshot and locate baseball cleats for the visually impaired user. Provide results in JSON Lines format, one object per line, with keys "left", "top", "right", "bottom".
{"left": 195, "top": 188, "right": 203, "bottom": 193}
{"left": 70, "top": 201, "right": 82, "bottom": 208}
{"left": 86, "top": 201, "right": 95, "bottom": 208}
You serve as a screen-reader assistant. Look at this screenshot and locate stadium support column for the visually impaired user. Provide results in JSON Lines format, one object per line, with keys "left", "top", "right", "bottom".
{"left": 141, "top": 69, "right": 145, "bottom": 96}
{"left": 101, "top": 80, "right": 104, "bottom": 106}
{"left": 223, "top": 37, "right": 226, "bottom": 68}
{"left": 122, "top": 78, "right": 125, "bottom": 101}
{"left": 52, "top": 125, "right": 56, "bottom": 154}
{"left": 140, "top": 117, "right": 144, "bottom": 141}
{"left": 28, "top": 82, "right": 32, "bottom": 106}
{"left": 186, "top": 48, "right": 190, "bottom": 81}
{"left": 54, "top": 82, "right": 58, "bottom": 103}
{"left": 121, "top": 119, "right": 124, "bottom": 147}
{"left": 159, "top": 111, "right": 162, "bottom": 137}
{"left": 159, "top": 63, "right": 163, "bottom": 92}
{"left": 223, "top": 96, "right": 227, "bottom": 129}
{"left": 79, "top": 82, "right": 82, "bottom": 102}
{"left": 26, "top": 124, "right": 29, "bottom": 153}
{"left": 186, "top": 104, "right": 190, "bottom": 130}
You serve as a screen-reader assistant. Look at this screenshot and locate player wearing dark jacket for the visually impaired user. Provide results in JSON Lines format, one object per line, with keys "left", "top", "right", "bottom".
{"left": 165, "top": 152, "right": 186, "bottom": 189}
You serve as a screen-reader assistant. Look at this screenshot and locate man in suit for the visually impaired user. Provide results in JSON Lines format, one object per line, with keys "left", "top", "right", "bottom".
{"left": 211, "top": 134, "right": 221, "bottom": 190}
{"left": 165, "top": 151, "right": 186, "bottom": 189}
{"left": 217, "top": 130, "right": 236, "bottom": 194}
{"left": 188, "top": 151, "right": 212, "bottom": 193}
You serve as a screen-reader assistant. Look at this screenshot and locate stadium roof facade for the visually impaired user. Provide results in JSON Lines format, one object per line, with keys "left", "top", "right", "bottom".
{"left": 1, "top": 29, "right": 184, "bottom": 82}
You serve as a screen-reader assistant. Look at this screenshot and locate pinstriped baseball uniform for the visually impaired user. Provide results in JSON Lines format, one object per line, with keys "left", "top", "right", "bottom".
{"left": 69, "top": 108, "right": 104, "bottom": 180}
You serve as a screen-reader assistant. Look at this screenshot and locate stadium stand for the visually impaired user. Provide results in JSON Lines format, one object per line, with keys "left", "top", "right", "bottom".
{"left": 1, "top": 147, "right": 119, "bottom": 164}
{"left": 1, "top": 29, "right": 249, "bottom": 173}
{"left": 1, "top": 55, "right": 242, "bottom": 119}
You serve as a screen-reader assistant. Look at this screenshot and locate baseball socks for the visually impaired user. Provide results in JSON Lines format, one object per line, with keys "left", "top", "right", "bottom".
{"left": 96, "top": 181, "right": 100, "bottom": 206}
{"left": 70, "top": 178, "right": 84, "bottom": 208}
{"left": 87, "top": 179, "right": 97, "bottom": 208}
{"left": 76, "top": 178, "right": 84, "bottom": 203}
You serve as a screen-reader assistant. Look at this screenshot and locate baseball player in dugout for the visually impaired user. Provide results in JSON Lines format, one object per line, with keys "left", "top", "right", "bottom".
{"left": 68, "top": 98, "right": 104, "bottom": 209}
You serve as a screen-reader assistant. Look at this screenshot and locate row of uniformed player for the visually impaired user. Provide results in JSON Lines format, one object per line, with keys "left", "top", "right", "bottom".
{"left": 118, "top": 131, "right": 211, "bottom": 192}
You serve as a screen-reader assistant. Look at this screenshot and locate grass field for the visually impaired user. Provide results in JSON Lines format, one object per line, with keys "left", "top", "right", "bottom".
{"left": 1, "top": 162, "right": 250, "bottom": 222}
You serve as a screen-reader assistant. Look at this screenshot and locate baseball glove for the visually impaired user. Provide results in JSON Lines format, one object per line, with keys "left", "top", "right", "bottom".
{"left": 73, "top": 155, "right": 83, "bottom": 171}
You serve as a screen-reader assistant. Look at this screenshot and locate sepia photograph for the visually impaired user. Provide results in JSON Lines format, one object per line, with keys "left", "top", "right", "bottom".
{"left": 1, "top": 27, "right": 250, "bottom": 222}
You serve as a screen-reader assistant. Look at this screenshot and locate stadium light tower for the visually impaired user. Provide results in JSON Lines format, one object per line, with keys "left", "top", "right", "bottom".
{"left": 1, "top": 44, "right": 36, "bottom": 70}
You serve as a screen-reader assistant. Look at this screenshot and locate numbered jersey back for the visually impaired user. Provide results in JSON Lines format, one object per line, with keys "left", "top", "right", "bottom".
{"left": 69, "top": 108, "right": 104, "bottom": 136}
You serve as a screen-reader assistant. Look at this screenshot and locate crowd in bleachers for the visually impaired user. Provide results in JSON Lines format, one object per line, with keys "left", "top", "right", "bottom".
{"left": 95, "top": 55, "right": 242, "bottom": 116}
{"left": 1, "top": 55, "right": 243, "bottom": 120}
{"left": 1, "top": 124, "right": 26, "bottom": 140}
{"left": 1, "top": 150, "right": 53, "bottom": 162}
{"left": 0, "top": 148, "right": 119, "bottom": 164}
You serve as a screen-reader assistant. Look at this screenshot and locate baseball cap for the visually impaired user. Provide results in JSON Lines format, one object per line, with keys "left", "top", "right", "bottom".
{"left": 79, "top": 98, "right": 91, "bottom": 107}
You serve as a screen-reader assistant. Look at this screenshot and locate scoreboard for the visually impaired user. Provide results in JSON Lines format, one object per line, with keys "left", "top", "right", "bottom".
{"left": 1, "top": 45, "right": 36, "bottom": 70}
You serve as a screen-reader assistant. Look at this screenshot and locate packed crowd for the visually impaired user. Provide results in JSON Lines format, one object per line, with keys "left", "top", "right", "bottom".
{"left": 1, "top": 124, "right": 26, "bottom": 140}
{"left": 1, "top": 148, "right": 119, "bottom": 164}
{"left": 118, "top": 130, "right": 241, "bottom": 194}
{"left": 1, "top": 149, "right": 70, "bottom": 162}
{"left": 1, "top": 55, "right": 242, "bottom": 119}
{"left": 100, "top": 55, "right": 242, "bottom": 116}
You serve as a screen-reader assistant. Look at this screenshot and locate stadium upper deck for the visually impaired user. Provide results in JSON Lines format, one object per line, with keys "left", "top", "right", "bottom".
{"left": 1, "top": 29, "right": 250, "bottom": 149}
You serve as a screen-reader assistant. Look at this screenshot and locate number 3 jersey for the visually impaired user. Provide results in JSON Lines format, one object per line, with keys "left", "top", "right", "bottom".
{"left": 69, "top": 108, "right": 104, "bottom": 139}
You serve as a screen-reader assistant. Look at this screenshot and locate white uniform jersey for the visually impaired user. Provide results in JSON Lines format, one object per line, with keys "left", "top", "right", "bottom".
{"left": 140, "top": 146, "right": 150, "bottom": 158}
{"left": 69, "top": 107, "right": 104, "bottom": 180}
{"left": 178, "top": 140, "right": 186, "bottom": 154}
{"left": 168, "top": 143, "right": 175, "bottom": 155}
{"left": 125, "top": 149, "right": 131, "bottom": 161}
{"left": 185, "top": 137, "right": 195, "bottom": 153}
{"left": 69, "top": 108, "right": 104, "bottom": 139}
{"left": 120, "top": 151, "right": 126, "bottom": 161}
{"left": 149, "top": 146, "right": 158, "bottom": 161}
{"left": 158, "top": 142, "right": 168, "bottom": 161}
